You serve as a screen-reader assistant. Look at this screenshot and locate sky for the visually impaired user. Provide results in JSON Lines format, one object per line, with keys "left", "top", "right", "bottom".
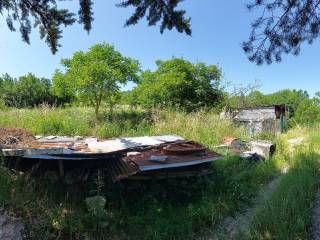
{"left": 0, "top": 0, "right": 319, "bottom": 95}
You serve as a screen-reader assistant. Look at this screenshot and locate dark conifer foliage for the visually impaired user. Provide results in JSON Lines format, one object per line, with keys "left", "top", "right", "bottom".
{"left": 117, "top": 0, "right": 191, "bottom": 35}
{"left": 0, "top": 0, "right": 77, "bottom": 53}
{"left": 0, "top": 0, "right": 190, "bottom": 54}
{"left": 243, "top": 0, "right": 320, "bottom": 64}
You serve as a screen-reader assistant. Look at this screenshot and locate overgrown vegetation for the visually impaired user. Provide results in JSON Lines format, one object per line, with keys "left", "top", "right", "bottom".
{"left": 0, "top": 107, "right": 246, "bottom": 146}
{"left": 240, "top": 153, "right": 319, "bottom": 240}
{"left": 0, "top": 41, "right": 319, "bottom": 120}
{"left": 0, "top": 141, "right": 282, "bottom": 240}
{"left": 237, "top": 127, "right": 320, "bottom": 240}
{"left": 0, "top": 42, "right": 319, "bottom": 239}
{"left": 0, "top": 106, "right": 319, "bottom": 239}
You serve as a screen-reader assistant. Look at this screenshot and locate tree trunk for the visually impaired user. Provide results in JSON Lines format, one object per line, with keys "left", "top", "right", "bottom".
{"left": 109, "top": 103, "right": 114, "bottom": 121}
{"left": 95, "top": 104, "right": 100, "bottom": 120}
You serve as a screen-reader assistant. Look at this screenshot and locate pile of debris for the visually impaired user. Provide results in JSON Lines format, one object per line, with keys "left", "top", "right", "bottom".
{"left": 216, "top": 137, "right": 275, "bottom": 161}
{"left": 0, "top": 133, "right": 222, "bottom": 181}
{"left": 0, "top": 128, "right": 35, "bottom": 147}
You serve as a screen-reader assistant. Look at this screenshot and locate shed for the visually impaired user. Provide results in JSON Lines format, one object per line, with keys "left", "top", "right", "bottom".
{"left": 229, "top": 104, "right": 288, "bottom": 136}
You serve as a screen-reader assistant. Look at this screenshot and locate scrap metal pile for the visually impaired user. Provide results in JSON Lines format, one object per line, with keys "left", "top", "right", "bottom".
{"left": 0, "top": 128, "right": 222, "bottom": 181}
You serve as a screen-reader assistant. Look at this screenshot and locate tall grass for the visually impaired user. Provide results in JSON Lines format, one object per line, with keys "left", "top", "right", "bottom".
{"left": 239, "top": 151, "right": 319, "bottom": 240}
{"left": 0, "top": 107, "right": 247, "bottom": 147}
{"left": 150, "top": 109, "right": 248, "bottom": 148}
{"left": 237, "top": 126, "right": 320, "bottom": 240}
{"left": 1, "top": 107, "right": 318, "bottom": 239}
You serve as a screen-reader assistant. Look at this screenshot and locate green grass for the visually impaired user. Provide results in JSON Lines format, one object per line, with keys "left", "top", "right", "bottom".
{"left": 0, "top": 107, "right": 247, "bottom": 147}
{"left": 236, "top": 127, "right": 320, "bottom": 240}
{"left": 238, "top": 152, "right": 319, "bottom": 240}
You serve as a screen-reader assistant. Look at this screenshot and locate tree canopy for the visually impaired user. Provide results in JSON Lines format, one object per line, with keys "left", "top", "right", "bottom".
{"left": 131, "top": 58, "right": 223, "bottom": 111}
{"left": 0, "top": 73, "right": 53, "bottom": 107}
{"left": 52, "top": 43, "right": 140, "bottom": 118}
{"left": 227, "top": 88, "right": 310, "bottom": 117}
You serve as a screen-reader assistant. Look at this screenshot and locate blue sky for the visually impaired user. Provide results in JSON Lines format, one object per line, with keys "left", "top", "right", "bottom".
{"left": 0, "top": 0, "right": 319, "bottom": 95}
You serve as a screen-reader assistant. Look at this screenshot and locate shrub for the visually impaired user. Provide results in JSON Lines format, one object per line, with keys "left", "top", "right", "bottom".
{"left": 294, "top": 98, "right": 320, "bottom": 125}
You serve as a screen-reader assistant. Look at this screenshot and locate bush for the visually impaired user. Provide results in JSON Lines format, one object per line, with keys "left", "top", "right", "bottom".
{"left": 294, "top": 98, "right": 320, "bottom": 125}
{"left": 0, "top": 73, "right": 56, "bottom": 108}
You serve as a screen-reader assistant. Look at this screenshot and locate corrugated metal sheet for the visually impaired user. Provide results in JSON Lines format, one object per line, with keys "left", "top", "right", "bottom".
{"left": 233, "top": 107, "right": 276, "bottom": 122}
{"left": 115, "top": 141, "right": 222, "bottom": 180}
{"left": 86, "top": 135, "right": 184, "bottom": 153}
{"left": 1, "top": 135, "right": 184, "bottom": 157}
{"left": 1, "top": 135, "right": 222, "bottom": 181}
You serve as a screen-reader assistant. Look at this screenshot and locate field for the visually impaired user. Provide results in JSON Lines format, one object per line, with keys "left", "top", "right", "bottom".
{"left": 0, "top": 107, "right": 319, "bottom": 240}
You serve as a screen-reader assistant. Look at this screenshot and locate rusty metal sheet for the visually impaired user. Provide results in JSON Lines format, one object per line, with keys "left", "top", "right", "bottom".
{"left": 1, "top": 134, "right": 222, "bottom": 181}
{"left": 122, "top": 142, "right": 222, "bottom": 173}
{"left": 1, "top": 135, "right": 185, "bottom": 157}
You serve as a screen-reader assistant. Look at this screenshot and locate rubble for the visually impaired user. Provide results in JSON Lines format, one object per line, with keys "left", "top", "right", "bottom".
{"left": 249, "top": 140, "right": 275, "bottom": 160}
{"left": 214, "top": 137, "right": 275, "bottom": 161}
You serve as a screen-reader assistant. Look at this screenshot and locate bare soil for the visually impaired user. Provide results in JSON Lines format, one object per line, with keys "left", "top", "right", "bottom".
{"left": 0, "top": 128, "right": 35, "bottom": 147}
{"left": 0, "top": 209, "right": 23, "bottom": 240}
{"left": 311, "top": 189, "right": 320, "bottom": 240}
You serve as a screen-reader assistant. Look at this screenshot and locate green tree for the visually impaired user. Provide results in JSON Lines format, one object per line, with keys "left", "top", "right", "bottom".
{"left": 51, "top": 70, "right": 76, "bottom": 105}
{"left": 231, "top": 89, "right": 310, "bottom": 117}
{"left": 0, "top": 73, "right": 17, "bottom": 107}
{"left": 263, "top": 90, "right": 309, "bottom": 117}
{"left": 294, "top": 98, "right": 320, "bottom": 125}
{"left": 0, "top": 73, "right": 53, "bottom": 108}
{"left": 244, "top": 1, "right": 320, "bottom": 64}
{"left": 53, "top": 43, "right": 140, "bottom": 119}
{"left": 15, "top": 73, "right": 52, "bottom": 107}
{"left": 226, "top": 80, "right": 261, "bottom": 109}
{"left": 133, "top": 58, "right": 222, "bottom": 111}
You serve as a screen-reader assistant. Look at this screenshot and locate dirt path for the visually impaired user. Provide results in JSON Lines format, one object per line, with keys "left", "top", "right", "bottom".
{"left": 196, "top": 176, "right": 282, "bottom": 240}
{"left": 311, "top": 189, "right": 320, "bottom": 240}
{"left": 0, "top": 209, "right": 24, "bottom": 240}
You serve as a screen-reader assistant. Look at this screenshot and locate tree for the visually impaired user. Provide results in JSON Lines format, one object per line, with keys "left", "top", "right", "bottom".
{"left": 52, "top": 43, "right": 140, "bottom": 119}
{"left": 0, "top": 73, "right": 17, "bottom": 107}
{"left": 243, "top": 0, "right": 320, "bottom": 64}
{"left": 294, "top": 98, "right": 320, "bottom": 124}
{"left": 0, "top": 0, "right": 190, "bottom": 53}
{"left": 132, "top": 58, "right": 222, "bottom": 111}
{"left": 15, "top": 73, "right": 52, "bottom": 107}
{"left": 51, "top": 70, "right": 76, "bottom": 105}
{"left": 226, "top": 80, "right": 261, "bottom": 109}
{"left": 228, "top": 88, "right": 310, "bottom": 117}
{"left": 0, "top": 73, "right": 53, "bottom": 107}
